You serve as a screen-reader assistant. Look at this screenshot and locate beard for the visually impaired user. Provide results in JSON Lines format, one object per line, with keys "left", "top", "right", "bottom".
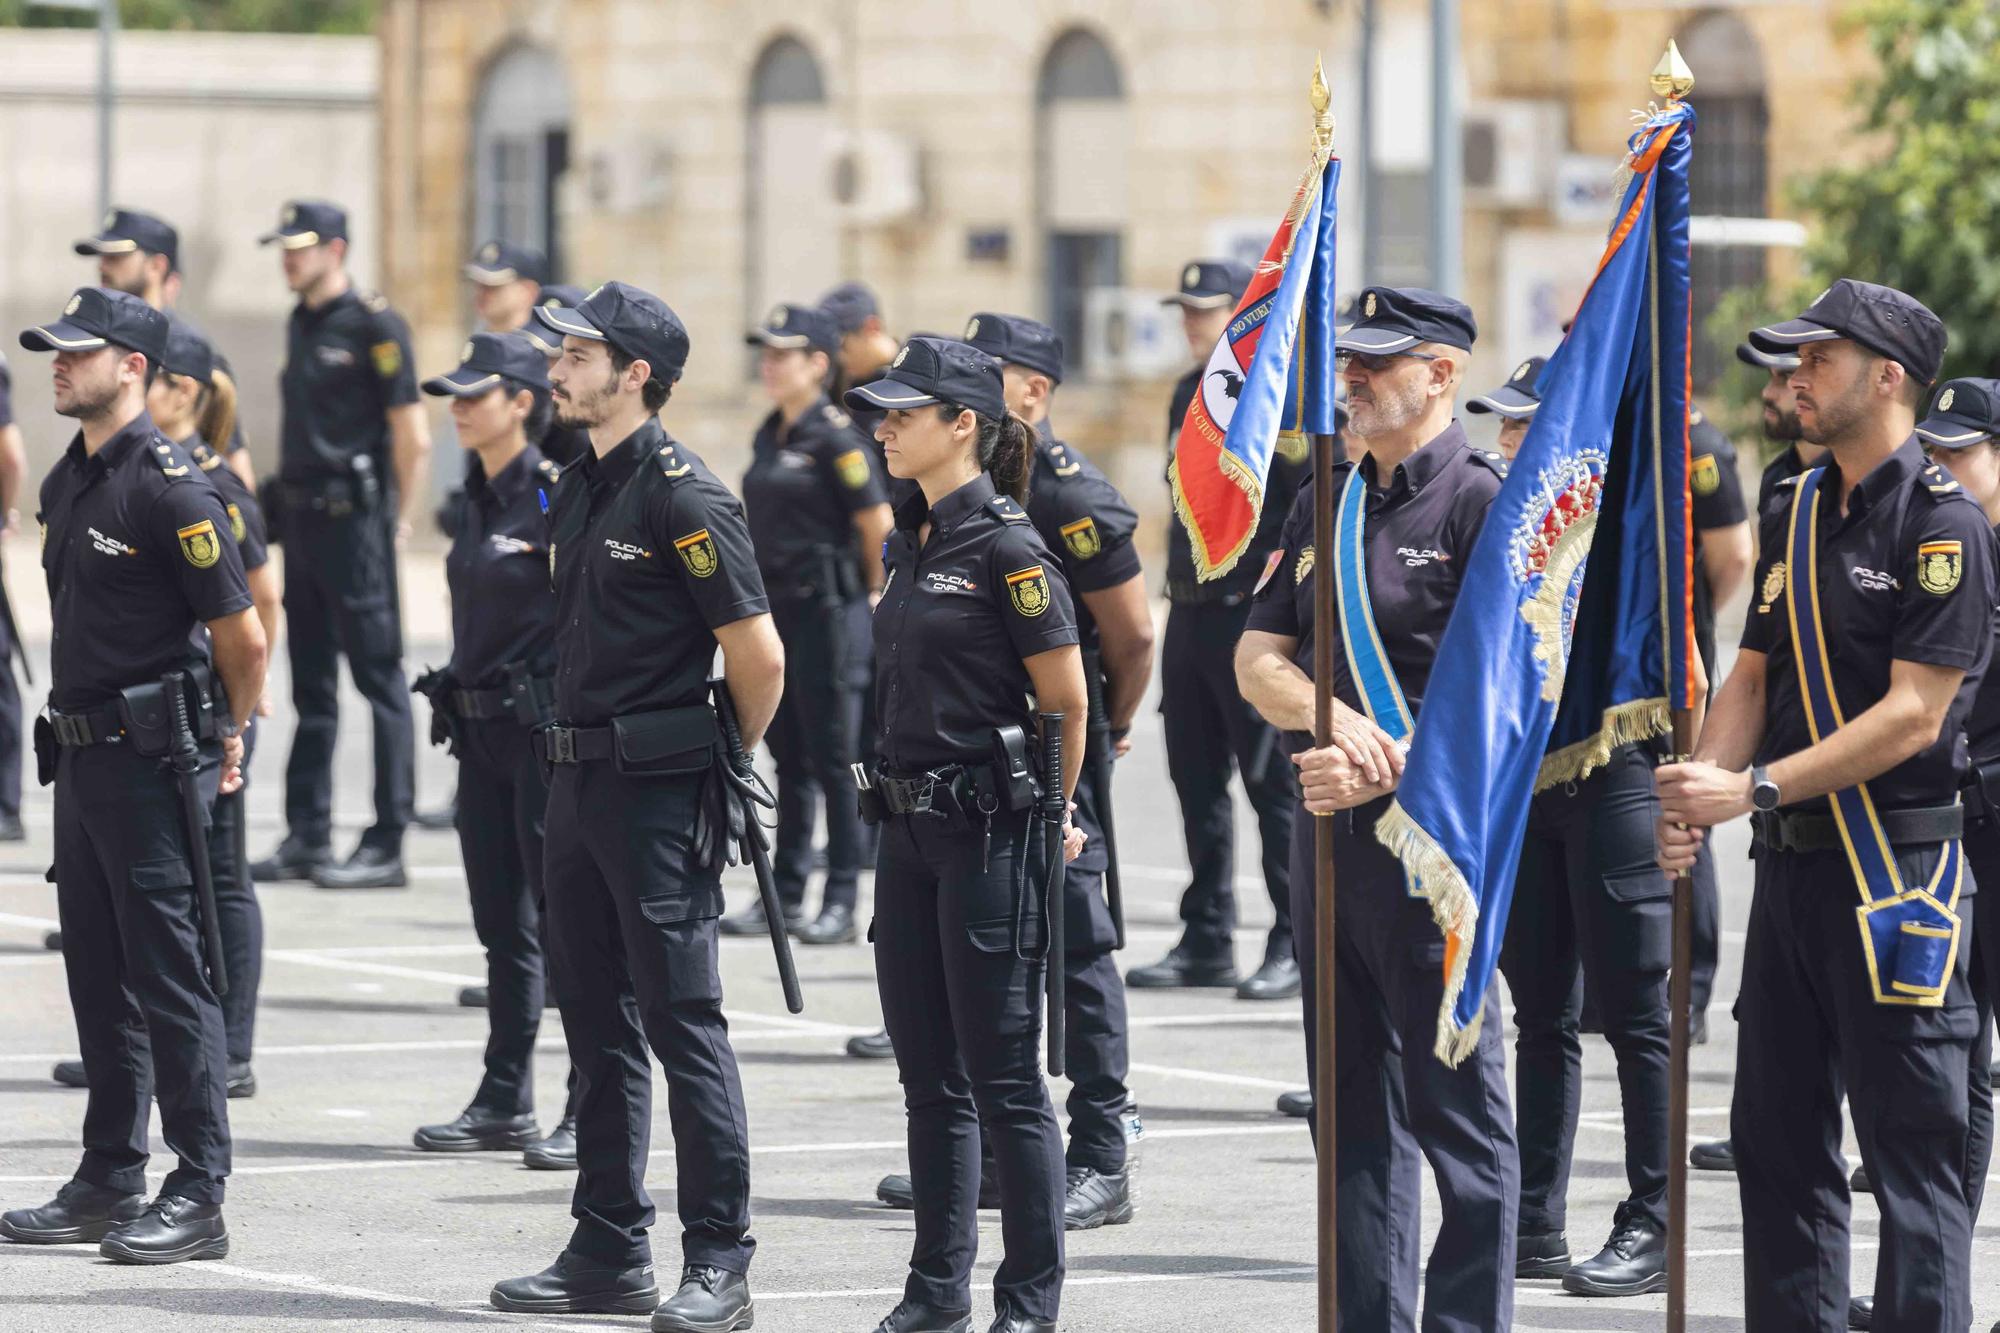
{"left": 1798, "top": 380, "right": 1869, "bottom": 446}
{"left": 102, "top": 270, "right": 148, "bottom": 299}
{"left": 553, "top": 376, "right": 616, "bottom": 428}
{"left": 54, "top": 377, "right": 120, "bottom": 420}
{"left": 1346, "top": 377, "right": 1428, "bottom": 439}
{"left": 1762, "top": 405, "right": 1803, "bottom": 443}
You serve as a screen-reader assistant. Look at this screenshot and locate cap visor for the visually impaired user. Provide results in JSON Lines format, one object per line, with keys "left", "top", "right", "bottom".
{"left": 1466, "top": 391, "right": 1538, "bottom": 419}
{"left": 73, "top": 235, "right": 138, "bottom": 257}
{"left": 519, "top": 327, "right": 563, "bottom": 356}
{"left": 1161, "top": 292, "right": 1236, "bottom": 310}
{"left": 1334, "top": 326, "right": 1421, "bottom": 355}
{"left": 1734, "top": 341, "right": 1800, "bottom": 371}
{"left": 19, "top": 319, "right": 108, "bottom": 353}
{"left": 533, "top": 305, "right": 605, "bottom": 341}
{"left": 1748, "top": 318, "right": 1840, "bottom": 353}
{"left": 745, "top": 329, "right": 812, "bottom": 350}
{"left": 421, "top": 367, "right": 505, "bottom": 397}
{"left": 1915, "top": 417, "right": 1991, "bottom": 447}
{"left": 464, "top": 264, "right": 519, "bottom": 286}
{"left": 258, "top": 229, "right": 322, "bottom": 250}
{"left": 843, "top": 378, "right": 940, "bottom": 413}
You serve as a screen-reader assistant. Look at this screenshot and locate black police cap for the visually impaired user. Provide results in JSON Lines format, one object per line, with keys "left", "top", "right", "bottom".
{"left": 1735, "top": 340, "right": 1799, "bottom": 373}
{"left": 1467, "top": 355, "right": 1548, "bottom": 418}
{"left": 818, "top": 281, "right": 880, "bottom": 334}
{"left": 534, "top": 281, "right": 691, "bottom": 384}
{"left": 74, "top": 207, "right": 179, "bottom": 272}
{"left": 423, "top": 331, "right": 551, "bottom": 398}
{"left": 962, "top": 312, "right": 1064, "bottom": 385}
{"left": 746, "top": 303, "right": 840, "bottom": 358}
{"left": 19, "top": 287, "right": 168, "bottom": 366}
{"left": 844, "top": 336, "right": 1006, "bottom": 421}
{"left": 1915, "top": 378, "right": 2000, "bottom": 449}
{"left": 519, "top": 286, "right": 590, "bottom": 354}
{"left": 465, "top": 240, "right": 548, "bottom": 286}
{"left": 1336, "top": 286, "right": 1478, "bottom": 355}
{"left": 1162, "top": 259, "right": 1251, "bottom": 310}
{"left": 259, "top": 199, "right": 348, "bottom": 250}
{"left": 158, "top": 316, "right": 215, "bottom": 384}
{"left": 1750, "top": 279, "right": 1946, "bottom": 386}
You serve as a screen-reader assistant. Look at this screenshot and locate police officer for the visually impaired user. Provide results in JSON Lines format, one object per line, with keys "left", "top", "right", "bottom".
{"left": 1237, "top": 287, "right": 1520, "bottom": 1330}
{"left": 722, "top": 302, "right": 891, "bottom": 945}
{"left": 405, "top": 332, "right": 581, "bottom": 1167}
{"left": 1465, "top": 353, "right": 1545, "bottom": 459}
{"left": 1657, "top": 280, "right": 1992, "bottom": 1333}
{"left": 249, "top": 200, "right": 427, "bottom": 891}
{"left": 0, "top": 288, "right": 266, "bottom": 1262}
{"left": 846, "top": 336, "right": 1086, "bottom": 1333}
{"left": 0, "top": 350, "right": 25, "bottom": 844}
{"left": 516, "top": 284, "right": 592, "bottom": 465}
{"left": 1135, "top": 259, "right": 1303, "bottom": 1000}
{"left": 488, "top": 283, "right": 779, "bottom": 1332}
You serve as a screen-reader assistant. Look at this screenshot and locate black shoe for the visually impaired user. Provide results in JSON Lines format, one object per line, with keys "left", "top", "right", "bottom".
{"left": 250, "top": 837, "right": 332, "bottom": 883}
{"left": 986, "top": 1308, "right": 1056, "bottom": 1333}
{"left": 1561, "top": 1211, "right": 1667, "bottom": 1297}
{"left": 413, "top": 1107, "right": 540, "bottom": 1153}
{"left": 1690, "top": 1009, "right": 1709, "bottom": 1045}
{"left": 1850, "top": 1162, "right": 1871, "bottom": 1194}
{"left": 1275, "top": 1089, "right": 1312, "bottom": 1119}
{"left": 720, "top": 898, "right": 802, "bottom": 937}
{"left": 0, "top": 1179, "right": 146, "bottom": 1244}
{"left": 796, "top": 902, "right": 858, "bottom": 945}
{"left": 1689, "top": 1138, "right": 1736, "bottom": 1172}
{"left": 651, "top": 1264, "right": 752, "bottom": 1333}
{"left": 847, "top": 1028, "right": 895, "bottom": 1059}
{"left": 51, "top": 1059, "right": 87, "bottom": 1089}
{"left": 226, "top": 1062, "right": 256, "bottom": 1099}
{"left": 491, "top": 1251, "right": 661, "bottom": 1315}
{"left": 524, "top": 1116, "right": 578, "bottom": 1171}
{"left": 1125, "top": 944, "right": 1238, "bottom": 989}
{"left": 43, "top": 929, "right": 61, "bottom": 951}
{"left": 412, "top": 802, "right": 458, "bottom": 831}
{"left": 1848, "top": 1296, "right": 1872, "bottom": 1331}
{"left": 1515, "top": 1229, "right": 1571, "bottom": 1279}
{"left": 0, "top": 813, "right": 23, "bottom": 841}
{"left": 1235, "top": 953, "right": 1300, "bottom": 1001}
{"left": 872, "top": 1300, "right": 973, "bottom": 1333}
{"left": 459, "top": 986, "right": 489, "bottom": 1008}
{"left": 876, "top": 1171, "right": 1001, "bottom": 1211}
{"left": 1063, "top": 1166, "right": 1133, "bottom": 1230}
{"left": 98, "top": 1194, "right": 228, "bottom": 1264}
{"left": 312, "top": 844, "right": 407, "bottom": 890}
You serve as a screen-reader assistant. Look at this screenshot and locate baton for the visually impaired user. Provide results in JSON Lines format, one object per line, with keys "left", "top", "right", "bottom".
{"left": 1082, "top": 658, "right": 1124, "bottom": 950}
{"left": 1039, "top": 711, "right": 1067, "bottom": 1077}
{"left": 711, "top": 679, "right": 804, "bottom": 1014}
{"left": 163, "top": 672, "right": 227, "bottom": 997}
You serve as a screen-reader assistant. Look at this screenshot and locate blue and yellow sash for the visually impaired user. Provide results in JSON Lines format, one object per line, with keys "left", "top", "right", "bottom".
{"left": 1784, "top": 468, "right": 1963, "bottom": 1005}
{"left": 1333, "top": 466, "right": 1415, "bottom": 747}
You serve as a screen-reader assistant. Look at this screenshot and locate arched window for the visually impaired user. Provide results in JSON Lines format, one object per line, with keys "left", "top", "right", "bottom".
{"left": 1037, "top": 29, "right": 1127, "bottom": 379}
{"left": 472, "top": 44, "right": 571, "bottom": 278}
{"left": 747, "top": 36, "right": 836, "bottom": 347}
{"left": 1677, "top": 11, "right": 1768, "bottom": 386}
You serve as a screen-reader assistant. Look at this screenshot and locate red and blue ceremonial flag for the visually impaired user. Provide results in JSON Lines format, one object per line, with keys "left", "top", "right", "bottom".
{"left": 1169, "top": 147, "right": 1343, "bottom": 578}
{"left": 1376, "top": 101, "right": 1698, "bottom": 1062}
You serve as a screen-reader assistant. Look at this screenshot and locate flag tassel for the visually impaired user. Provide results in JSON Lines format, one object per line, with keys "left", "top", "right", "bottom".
{"left": 1535, "top": 697, "right": 1673, "bottom": 790}
{"left": 1374, "top": 799, "right": 1484, "bottom": 1065}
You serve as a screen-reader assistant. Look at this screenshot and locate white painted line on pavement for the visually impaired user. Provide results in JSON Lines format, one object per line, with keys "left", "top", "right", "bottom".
{"left": 266, "top": 948, "right": 485, "bottom": 986}
{"left": 753, "top": 1264, "right": 1320, "bottom": 1302}
{"left": 1129, "top": 1060, "right": 1301, "bottom": 1092}
{"left": 0, "top": 909, "right": 58, "bottom": 930}
{"left": 1128, "top": 1010, "right": 1301, "bottom": 1029}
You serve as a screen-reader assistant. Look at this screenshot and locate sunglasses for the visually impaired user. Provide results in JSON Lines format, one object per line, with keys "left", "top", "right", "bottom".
{"left": 1336, "top": 350, "right": 1442, "bottom": 373}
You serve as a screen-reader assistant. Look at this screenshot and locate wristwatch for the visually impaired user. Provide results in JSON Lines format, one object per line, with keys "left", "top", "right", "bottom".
{"left": 1750, "top": 765, "right": 1781, "bottom": 812}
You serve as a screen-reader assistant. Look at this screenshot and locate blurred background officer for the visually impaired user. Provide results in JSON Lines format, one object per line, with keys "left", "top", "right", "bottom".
{"left": 0, "top": 288, "right": 266, "bottom": 1263}
{"left": 1134, "top": 259, "right": 1302, "bottom": 1001}
{"left": 0, "top": 351, "right": 24, "bottom": 844}
{"left": 50, "top": 318, "right": 277, "bottom": 1101}
{"left": 845, "top": 336, "right": 1086, "bottom": 1333}
{"left": 821, "top": 281, "right": 902, "bottom": 425}
{"left": 1659, "top": 282, "right": 1990, "bottom": 1333}
{"left": 490, "top": 283, "right": 781, "bottom": 1333}
{"left": 408, "top": 333, "right": 578, "bottom": 1168}
{"left": 724, "top": 302, "right": 890, "bottom": 946}
{"left": 1465, "top": 353, "right": 1545, "bottom": 459}
{"left": 465, "top": 240, "right": 547, "bottom": 336}
{"left": 249, "top": 200, "right": 429, "bottom": 891}
{"left": 1238, "top": 287, "right": 1519, "bottom": 1332}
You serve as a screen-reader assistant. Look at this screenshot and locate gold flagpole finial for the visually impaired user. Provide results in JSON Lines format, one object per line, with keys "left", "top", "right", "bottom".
{"left": 1310, "top": 54, "right": 1335, "bottom": 152}
{"left": 1651, "top": 39, "right": 1694, "bottom": 101}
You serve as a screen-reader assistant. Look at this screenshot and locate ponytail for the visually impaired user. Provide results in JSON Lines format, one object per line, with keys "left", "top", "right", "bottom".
{"left": 938, "top": 402, "right": 1035, "bottom": 504}
{"left": 196, "top": 367, "right": 239, "bottom": 456}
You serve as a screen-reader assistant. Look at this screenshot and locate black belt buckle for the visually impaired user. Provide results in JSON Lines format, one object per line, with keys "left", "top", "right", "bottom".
{"left": 898, "top": 774, "right": 936, "bottom": 815}
{"left": 544, "top": 726, "right": 578, "bottom": 765}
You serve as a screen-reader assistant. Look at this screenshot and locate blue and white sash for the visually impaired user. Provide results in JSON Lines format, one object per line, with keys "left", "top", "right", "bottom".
{"left": 1784, "top": 468, "right": 1963, "bottom": 1005}
{"left": 1333, "top": 466, "right": 1415, "bottom": 747}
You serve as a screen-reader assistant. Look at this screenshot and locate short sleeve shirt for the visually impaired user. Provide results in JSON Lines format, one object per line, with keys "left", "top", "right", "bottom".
{"left": 742, "top": 394, "right": 890, "bottom": 594}
{"left": 873, "top": 472, "right": 1080, "bottom": 773}
{"left": 1740, "top": 438, "right": 1997, "bottom": 809}
{"left": 279, "top": 287, "right": 420, "bottom": 482}
{"left": 184, "top": 435, "right": 269, "bottom": 573}
{"left": 39, "top": 413, "right": 252, "bottom": 709}
{"left": 1690, "top": 411, "right": 1749, "bottom": 678}
{"left": 1026, "top": 425, "right": 1140, "bottom": 652}
{"left": 448, "top": 444, "right": 561, "bottom": 687}
{"left": 549, "top": 419, "right": 769, "bottom": 724}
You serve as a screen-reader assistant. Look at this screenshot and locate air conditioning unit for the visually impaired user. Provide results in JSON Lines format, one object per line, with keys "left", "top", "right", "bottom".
{"left": 1462, "top": 100, "right": 1564, "bottom": 209}
{"left": 1082, "top": 289, "right": 1184, "bottom": 382}
{"left": 826, "top": 129, "right": 923, "bottom": 225}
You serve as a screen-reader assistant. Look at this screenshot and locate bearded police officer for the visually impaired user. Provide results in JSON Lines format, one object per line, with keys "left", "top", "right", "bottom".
{"left": 0, "top": 288, "right": 266, "bottom": 1262}
{"left": 249, "top": 200, "right": 428, "bottom": 891}
{"left": 488, "top": 283, "right": 781, "bottom": 1333}
{"left": 1658, "top": 281, "right": 1993, "bottom": 1333}
{"left": 1238, "top": 286, "right": 1520, "bottom": 1331}
{"left": 1137, "top": 259, "right": 1304, "bottom": 1001}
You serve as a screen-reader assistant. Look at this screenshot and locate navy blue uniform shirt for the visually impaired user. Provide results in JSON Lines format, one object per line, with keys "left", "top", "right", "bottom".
{"left": 448, "top": 444, "right": 561, "bottom": 687}
{"left": 184, "top": 436, "right": 268, "bottom": 572}
{"left": 1690, "top": 410, "right": 1749, "bottom": 675}
{"left": 279, "top": 288, "right": 418, "bottom": 482}
{"left": 742, "top": 394, "right": 889, "bottom": 595}
{"left": 1026, "top": 423, "right": 1139, "bottom": 653}
{"left": 39, "top": 412, "right": 252, "bottom": 708}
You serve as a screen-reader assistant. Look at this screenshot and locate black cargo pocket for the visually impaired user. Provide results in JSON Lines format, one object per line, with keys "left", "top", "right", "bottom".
{"left": 639, "top": 889, "right": 718, "bottom": 926}
{"left": 967, "top": 914, "right": 1043, "bottom": 957}
{"left": 130, "top": 856, "right": 193, "bottom": 893}
{"left": 1603, "top": 870, "right": 1672, "bottom": 972}
{"left": 126, "top": 855, "right": 196, "bottom": 977}
{"left": 638, "top": 891, "right": 722, "bottom": 1003}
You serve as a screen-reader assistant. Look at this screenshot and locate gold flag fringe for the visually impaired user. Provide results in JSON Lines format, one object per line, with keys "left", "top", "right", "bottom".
{"left": 1375, "top": 800, "right": 1486, "bottom": 1066}
{"left": 1167, "top": 453, "right": 1264, "bottom": 581}
{"left": 1534, "top": 697, "right": 1671, "bottom": 791}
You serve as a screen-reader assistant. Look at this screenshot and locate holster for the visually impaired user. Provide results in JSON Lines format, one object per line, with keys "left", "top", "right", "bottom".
{"left": 610, "top": 705, "right": 719, "bottom": 777}
{"left": 969, "top": 726, "right": 1037, "bottom": 813}
{"left": 116, "top": 670, "right": 219, "bottom": 759}
{"left": 32, "top": 715, "right": 54, "bottom": 787}
{"left": 259, "top": 473, "right": 287, "bottom": 545}
{"left": 503, "top": 661, "right": 557, "bottom": 729}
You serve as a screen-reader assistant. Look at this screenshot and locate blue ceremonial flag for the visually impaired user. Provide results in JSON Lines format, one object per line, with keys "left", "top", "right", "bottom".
{"left": 1375, "top": 101, "right": 1698, "bottom": 1063}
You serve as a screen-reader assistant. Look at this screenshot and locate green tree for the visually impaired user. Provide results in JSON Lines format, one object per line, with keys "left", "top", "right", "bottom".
{"left": 0, "top": 0, "right": 374, "bottom": 33}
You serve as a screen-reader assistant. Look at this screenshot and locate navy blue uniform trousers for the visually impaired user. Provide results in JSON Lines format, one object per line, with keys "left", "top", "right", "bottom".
{"left": 1059, "top": 747, "right": 1128, "bottom": 1174}
{"left": 1957, "top": 810, "right": 2000, "bottom": 1231}
{"left": 1289, "top": 797, "right": 1518, "bottom": 1333}
{"left": 766, "top": 593, "right": 870, "bottom": 914}
{"left": 1733, "top": 840, "right": 1976, "bottom": 1333}
{"left": 210, "top": 719, "right": 261, "bottom": 1064}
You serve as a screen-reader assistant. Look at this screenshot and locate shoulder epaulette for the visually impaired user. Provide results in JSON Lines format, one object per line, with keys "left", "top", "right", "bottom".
{"left": 536, "top": 457, "right": 562, "bottom": 485}
{"left": 147, "top": 436, "right": 193, "bottom": 481}
{"left": 1468, "top": 448, "right": 1509, "bottom": 477}
{"left": 1773, "top": 472, "right": 1804, "bottom": 490}
{"left": 1919, "top": 461, "right": 1964, "bottom": 498}
{"left": 988, "top": 494, "right": 1031, "bottom": 522}
{"left": 819, "top": 403, "right": 854, "bottom": 431}
{"left": 656, "top": 444, "right": 692, "bottom": 481}
{"left": 191, "top": 442, "right": 224, "bottom": 473}
{"left": 1690, "top": 408, "right": 1706, "bottom": 426}
{"left": 1045, "top": 443, "right": 1083, "bottom": 478}
{"left": 359, "top": 290, "right": 390, "bottom": 315}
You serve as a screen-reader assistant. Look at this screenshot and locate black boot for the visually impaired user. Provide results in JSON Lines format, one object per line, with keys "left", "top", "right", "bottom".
{"left": 226, "top": 1061, "right": 256, "bottom": 1099}
{"left": 1275, "top": 1089, "right": 1312, "bottom": 1118}
{"left": 458, "top": 985, "right": 490, "bottom": 1008}
{"left": 491, "top": 1251, "right": 661, "bottom": 1315}
{"left": 796, "top": 902, "right": 857, "bottom": 945}
{"left": 43, "top": 928, "right": 60, "bottom": 951}
{"left": 986, "top": 1306, "right": 1056, "bottom": 1333}
{"left": 1125, "top": 943, "right": 1237, "bottom": 989}
{"left": 876, "top": 1167, "right": 1000, "bottom": 1211}
{"left": 651, "top": 1264, "right": 753, "bottom": 1332}
{"left": 51, "top": 1059, "right": 87, "bottom": 1089}
{"left": 1236, "top": 940, "right": 1300, "bottom": 1000}
{"left": 524, "top": 1116, "right": 578, "bottom": 1171}
{"left": 1848, "top": 1296, "right": 1873, "bottom": 1330}
{"left": 872, "top": 1300, "right": 973, "bottom": 1333}
{"left": 413, "top": 1107, "right": 540, "bottom": 1153}
{"left": 0, "top": 1179, "right": 146, "bottom": 1244}
{"left": 312, "top": 843, "right": 407, "bottom": 890}
{"left": 847, "top": 1028, "right": 895, "bottom": 1059}
{"left": 1062, "top": 1166, "right": 1133, "bottom": 1230}
{"left": 1849, "top": 1162, "right": 1872, "bottom": 1193}
{"left": 720, "top": 898, "right": 800, "bottom": 937}
{"left": 1515, "top": 1228, "right": 1571, "bottom": 1279}
{"left": 98, "top": 1194, "right": 228, "bottom": 1264}
{"left": 250, "top": 837, "right": 331, "bottom": 883}
{"left": 1561, "top": 1209, "right": 1667, "bottom": 1297}
{"left": 1688, "top": 1138, "right": 1735, "bottom": 1172}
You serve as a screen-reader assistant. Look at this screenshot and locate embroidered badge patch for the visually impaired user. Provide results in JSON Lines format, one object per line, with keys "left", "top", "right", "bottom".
{"left": 370, "top": 340, "right": 403, "bottom": 378}
{"left": 1760, "top": 560, "right": 1787, "bottom": 613}
{"left": 675, "top": 529, "right": 719, "bottom": 578}
{"left": 1060, "top": 516, "right": 1102, "bottom": 559}
{"left": 1691, "top": 453, "right": 1720, "bottom": 496}
{"left": 226, "top": 503, "right": 246, "bottom": 543}
{"left": 1917, "top": 541, "right": 1962, "bottom": 596}
{"left": 835, "top": 449, "right": 870, "bottom": 490}
{"left": 1295, "top": 545, "right": 1315, "bottom": 584}
{"left": 1006, "top": 565, "right": 1050, "bottom": 617}
{"left": 178, "top": 519, "right": 221, "bottom": 569}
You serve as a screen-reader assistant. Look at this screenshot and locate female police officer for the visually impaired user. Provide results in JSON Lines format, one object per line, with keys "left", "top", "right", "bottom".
{"left": 845, "top": 337, "right": 1087, "bottom": 1333}
{"left": 406, "top": 332, "right": 578, "bottom": 1166}
{"left": 724, "top": 303, "right": 891, "bottom": 945}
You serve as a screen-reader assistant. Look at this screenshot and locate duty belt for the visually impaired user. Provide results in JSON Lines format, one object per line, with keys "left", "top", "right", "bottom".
{"left": 875, "top": 768, "right": 964, "bottom": 816}
{"left": 453, "top": 683, "right": 547, "bottom": 721}
{"left": 1165, "top": 577, "right": 1246, "bottom": 607}
{"left": 47, "top": 703, "right": 126, "bottom": 747}
{"left": 534, "top": 724, "right": 614, "bottom": 765}
{"left": 1751, "top": 803, "right": 1963, "bottom": 854}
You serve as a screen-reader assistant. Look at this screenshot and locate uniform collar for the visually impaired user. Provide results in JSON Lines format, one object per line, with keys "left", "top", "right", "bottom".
{"left": 471, "top": 443, "right": 545, "bottom": 505}
{"left": 177, "top": 432, "right": 225, "bottom": 473}
{"left": 768, "top": 393, "right": 832, "bottom": 445}
{"left": 67, "top": 410, "right": 156, "bottom": 475}
{"left": 299, "top": 285, "right": 360, "bottom": 323}
{"left": 1823, "top": 435, "right": 1923, "bottom": 518}
{"left": 1358, "top": 420, "right": 1466, "bottom": 498}
{"left": 584, "top": 417, "right": 664, "bottom": 492}
{"left": 899, "top": 471, "right": 997, "bottom": 536}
